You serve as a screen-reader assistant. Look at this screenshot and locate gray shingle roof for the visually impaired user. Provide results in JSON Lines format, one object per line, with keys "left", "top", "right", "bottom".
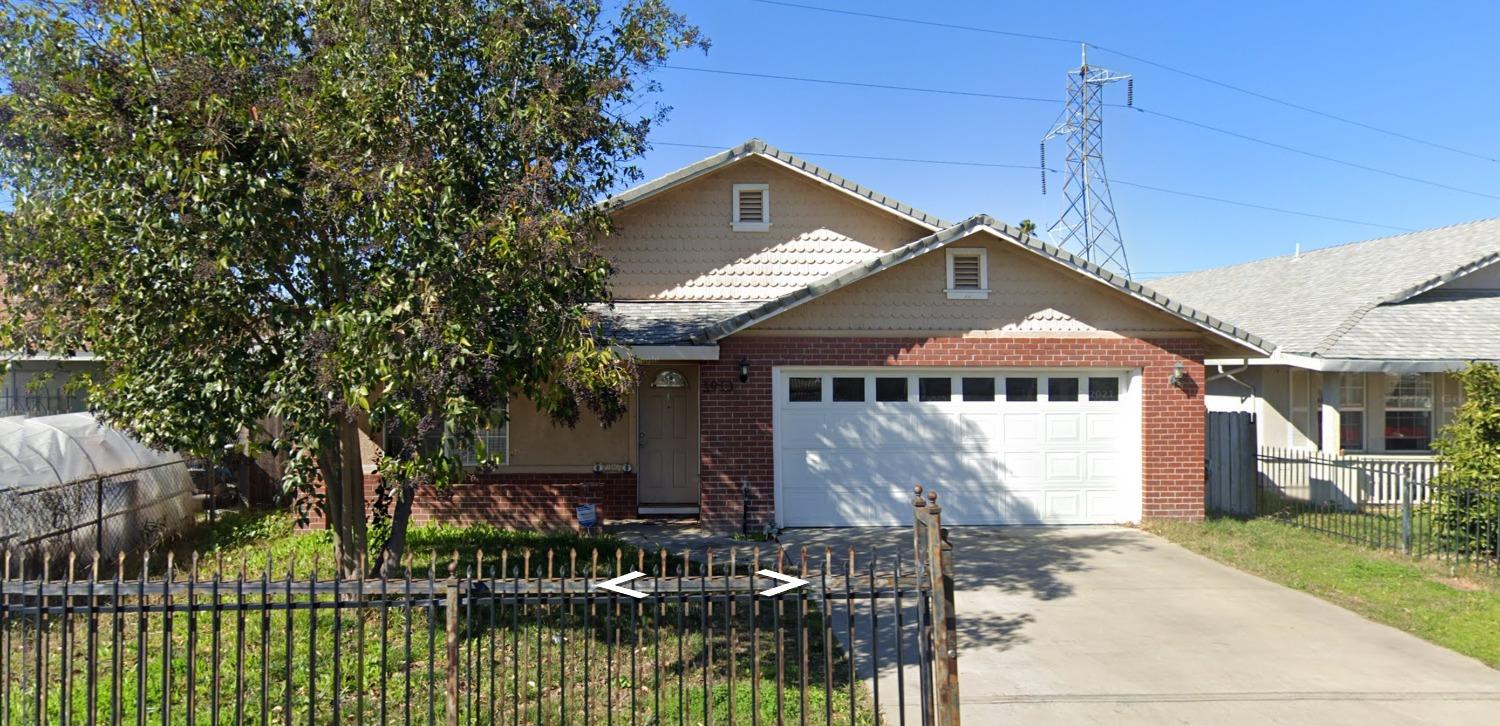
{"left": 1149, "top": 217, "right": 1500, "bottom": 356}
{"left": 589, "top": 301, "right": 763, "bottom": 345}
{"left": 1320, "top": 291, "right": 1500, "bottom": 361}
{"left": 604, "top": 139, "right": 950, "bottom": 230}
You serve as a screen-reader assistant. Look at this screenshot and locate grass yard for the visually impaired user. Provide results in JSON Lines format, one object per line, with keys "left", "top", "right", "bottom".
{"left": 1146, "top": 517, "right": 1500, "bottom": 669}
{"left": 2, "top": 511, "right": 874, "bottom": 725}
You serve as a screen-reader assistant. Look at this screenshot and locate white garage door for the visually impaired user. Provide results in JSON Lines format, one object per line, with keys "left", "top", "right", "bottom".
{"left": 774, "top": 368, "right": 1140, "bottom": 526}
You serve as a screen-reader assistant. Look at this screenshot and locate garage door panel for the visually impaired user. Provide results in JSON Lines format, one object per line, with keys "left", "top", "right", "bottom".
{"left": 785, "top": 449, "right": 1004, "bottom": 484}
{"left": 779, "top": 411, "right": 965, "bottom": 451}
{"left": 1044, "top": 452, "right": 1084, "bottom": 481}
{"left": 1086, "top": 413, "right": 1121, "bottom": 442}
{"left": 1044, "top": 413, "right": 1083, "bottom": 444}
{"left": 777, "top": 369, "right": 1137, "bottom": 526}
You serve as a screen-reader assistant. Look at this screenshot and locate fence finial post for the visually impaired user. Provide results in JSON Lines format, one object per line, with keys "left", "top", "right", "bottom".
{"left": 1400, "top": 464, "right": 1414, "bottom": 555}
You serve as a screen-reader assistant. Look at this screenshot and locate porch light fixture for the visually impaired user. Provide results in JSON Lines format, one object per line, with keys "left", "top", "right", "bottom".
{"left": 1169, "top": 362, "right": 1190, "bottom": 390}
{"left": 738, "top": 357, "right": 750, "bottom": 383}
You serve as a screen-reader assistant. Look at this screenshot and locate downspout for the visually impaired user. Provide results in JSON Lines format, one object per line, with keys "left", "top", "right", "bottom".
{"left": 1209, "top": 364, "right": 1256, "bottom": 401}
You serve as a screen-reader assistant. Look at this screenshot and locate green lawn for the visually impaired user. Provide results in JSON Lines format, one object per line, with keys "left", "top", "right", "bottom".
{"left": 1146, "top": 518, "right": 1500, "bottom": 668}
{"left": 2, "top": 512, "right": 874, "bottom": 725}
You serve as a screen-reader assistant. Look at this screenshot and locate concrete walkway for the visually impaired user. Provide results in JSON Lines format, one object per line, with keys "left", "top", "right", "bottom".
{"left": 781, "top": 526, "right": 1500, "bottom": 725}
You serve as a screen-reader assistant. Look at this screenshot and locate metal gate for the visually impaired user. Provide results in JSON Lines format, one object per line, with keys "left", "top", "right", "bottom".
{"left": 1, "top": 491, "right": 960, "bottom": 725}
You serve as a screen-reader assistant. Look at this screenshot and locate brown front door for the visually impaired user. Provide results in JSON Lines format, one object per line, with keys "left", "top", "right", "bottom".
{"left": 638, "top": 365, "right": 700, "bottom": 506}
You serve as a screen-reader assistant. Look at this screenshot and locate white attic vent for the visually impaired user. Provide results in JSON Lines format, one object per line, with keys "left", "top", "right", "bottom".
{"left": 732, "top": 183, "right": 771, "bottom": 232}
{"left": 946, "top": 248, "right": 989, "bottom": 300}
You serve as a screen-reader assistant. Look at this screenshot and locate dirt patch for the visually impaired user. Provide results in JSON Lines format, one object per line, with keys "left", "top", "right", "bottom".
{"left": 1437, "top": 576, "right": 1487, "bottom": 592}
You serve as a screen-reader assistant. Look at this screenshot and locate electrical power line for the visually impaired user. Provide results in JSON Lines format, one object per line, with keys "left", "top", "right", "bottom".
{"left": 748, "top": 0, "right": 1500, "bottom": 164}
{"left": 659, "top": 64, "right": 1500, "bottom": 202}
{"left": 650, "top": 141, "right": 1414, "bottom": 232}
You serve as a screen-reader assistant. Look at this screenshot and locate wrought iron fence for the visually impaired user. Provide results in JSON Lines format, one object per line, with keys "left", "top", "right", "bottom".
{"left": 0, "top": 491, "right": 961, "bottom": 725}
{"left": 0, "top": 392, "right": 85, "bottom": 418}
{"left": 1256, "top": 448, "right": 1497, "bottom": 572}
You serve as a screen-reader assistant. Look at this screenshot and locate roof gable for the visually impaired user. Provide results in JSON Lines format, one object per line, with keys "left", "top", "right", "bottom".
{"left": 691, "top": 215, "right": 1269, "bottom": 353}
{"left": 605, "top": 139, "right": 949, "bottom": 231}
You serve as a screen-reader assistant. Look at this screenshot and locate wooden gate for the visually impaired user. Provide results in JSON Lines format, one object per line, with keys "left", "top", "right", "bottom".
{"left": 1206, "top": 411, "right": 1257, "bottom": 515}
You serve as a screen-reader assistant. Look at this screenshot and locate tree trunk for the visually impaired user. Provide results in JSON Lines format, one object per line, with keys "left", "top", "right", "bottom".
{"left": 334, "top": 417, "right": 368, "bottom": 577}
{"left": 373, "top": 481, "right": 416, "bottom": 578}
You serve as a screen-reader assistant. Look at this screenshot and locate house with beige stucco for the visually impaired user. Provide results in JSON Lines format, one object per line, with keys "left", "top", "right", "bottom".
{"left": 1150, "top": 219, "right": 1500, "bottom": 462}
{"left": 373, "top": 139, "right": 1271, "bottom": 531}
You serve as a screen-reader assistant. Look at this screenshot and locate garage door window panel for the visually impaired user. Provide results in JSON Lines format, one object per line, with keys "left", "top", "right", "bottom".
{"left": 875, "top": 377, "right": 909, "bottom": 402}
{"left": 789, "top": 376, "right": 822, "bottom": 402}
{"left": 1006, "top": 377, "right": 1038, "bottom": 402}
{"left": 831, "top": 377, "right": 865, "bottom": 402}
{"left": 919, "top": 377, "right": 953, "bottom": 402}
{"left": 962, "top": 377, "right": 996, "bottom": 402}
{"left": 1048, "top": 378, "right": 1080, "bottom": 402}
{"left": 1087, "top": 377, "right": 1119, "bottom": 402}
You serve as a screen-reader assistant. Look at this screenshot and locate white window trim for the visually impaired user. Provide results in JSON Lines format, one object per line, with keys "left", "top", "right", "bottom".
{"left": 731, "top": 183, "right": 771, "bottom": 232}
{"left": 446, "top": 403, "right": 510, "bottom": 469}
{"left": 1337, "top": 374, "right": 1366, "bottom": 451}
{"left": 945, "top": 247, "right": 989, "bottom": 299}
{"left": 1382, "top": 373, "right": 1435, "bottom": 451}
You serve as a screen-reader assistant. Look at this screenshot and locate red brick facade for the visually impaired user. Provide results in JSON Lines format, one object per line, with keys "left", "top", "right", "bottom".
{"left": 303, "top": 472, "right": 636, "bottom": 530}
{"left": 697, "top": 334, "right": 1208, "bottom": 530}
{"left": 345, "top": 333, "right": 1207, "bottom": 532}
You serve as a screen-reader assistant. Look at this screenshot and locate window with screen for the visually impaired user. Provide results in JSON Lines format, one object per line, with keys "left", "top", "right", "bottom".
{"left": 1383, "top": 374, "right": 1432, "bottom": 450}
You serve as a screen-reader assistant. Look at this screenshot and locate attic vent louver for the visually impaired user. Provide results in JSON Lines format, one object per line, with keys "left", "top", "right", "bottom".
{"left": 946, "top": 248, "right": 989, "bottom": 300}
{"left": 732, "top": 183, "right": 771, "bottom": 231}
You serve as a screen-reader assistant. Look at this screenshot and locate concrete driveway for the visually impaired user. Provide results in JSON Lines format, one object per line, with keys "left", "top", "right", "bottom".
{"left": 781, "top": 526, "right": 1500, "bottom": 725}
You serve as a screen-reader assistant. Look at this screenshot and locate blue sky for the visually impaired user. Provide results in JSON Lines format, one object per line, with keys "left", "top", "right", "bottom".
{"left": 628, "top": 0, "right": 1500, "bottom": 278}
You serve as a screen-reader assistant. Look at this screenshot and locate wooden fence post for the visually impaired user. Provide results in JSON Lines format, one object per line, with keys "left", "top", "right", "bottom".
{"left": 445, "top": 555, "right": 460, "bottom": 726}
{"left": 916, "top": 488, "right": 961, "bottom": 726}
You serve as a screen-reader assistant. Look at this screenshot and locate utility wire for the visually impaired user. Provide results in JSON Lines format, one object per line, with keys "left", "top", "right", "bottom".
{"left": 660, "top": 65, "right": 1500, "bottom": 202}
{"left": 651, "top": 141, "right": 1415, "bottom": 232}
{"left": 748, "top": 0, "right": 1500, "bottom": 164}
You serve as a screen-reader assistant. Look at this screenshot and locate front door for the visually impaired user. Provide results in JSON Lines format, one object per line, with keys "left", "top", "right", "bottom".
{"left": 638, "top": 365, "right": 700, "bottom": 506}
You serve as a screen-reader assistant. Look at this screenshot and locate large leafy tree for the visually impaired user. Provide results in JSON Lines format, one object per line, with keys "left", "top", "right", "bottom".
{"left": 0, "top": 0, "right": 704, "bottom": 575}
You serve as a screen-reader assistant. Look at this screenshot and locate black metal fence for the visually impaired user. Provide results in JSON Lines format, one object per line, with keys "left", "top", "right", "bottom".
{"left": 0, "top": 492, "right": 961, "bottom": 725}
{"left": 0, "top": 392, "right": 85, "bottom": 418}
{"left": 1256, "top": 448, "right": 1498, "bottom": 573}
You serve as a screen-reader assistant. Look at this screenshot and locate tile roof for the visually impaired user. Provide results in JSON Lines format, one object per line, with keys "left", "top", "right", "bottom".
{"left": 1319, "top": 291, "right": 1500, "bottom": 361}
{"left": 651, "top": 230, "right": 885, "bottom": 301}
{"left": 687, "top": 215, "right": 1270, "bottom": 352}
{"left": 605, "top": 138, "right": 950, "bottom": 230}
{"left": 589, "top": 301, "right": 763, "bottom": 345}
{"left": 1148, "top": 217, "right": 1500, "bottom": 356}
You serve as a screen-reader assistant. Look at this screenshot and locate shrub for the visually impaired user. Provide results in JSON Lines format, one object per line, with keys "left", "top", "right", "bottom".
{"left": 1431, "top": 362, "right": 1500, "bottom": 557}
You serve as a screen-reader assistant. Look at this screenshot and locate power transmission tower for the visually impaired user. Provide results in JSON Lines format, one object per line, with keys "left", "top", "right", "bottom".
{"left": 1041, "top": 44, "right": 1134, "bottom": 278}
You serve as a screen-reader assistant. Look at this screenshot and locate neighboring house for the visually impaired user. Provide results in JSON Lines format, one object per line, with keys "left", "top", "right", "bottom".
{"left": 369, "top": 139, "right": 1268, "bottom": 530}
{"left": 0, "top": 357, "right": 93, "bottom": 417}
{"left": 1150, "top": 219, "right": 1500, "bottom": 459}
